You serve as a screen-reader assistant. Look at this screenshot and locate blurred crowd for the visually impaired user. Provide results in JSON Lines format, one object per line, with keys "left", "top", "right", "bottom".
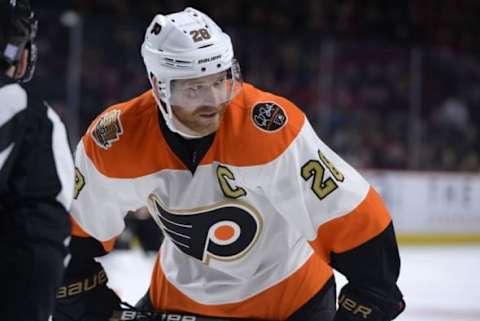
{"left": 27, "top": 0, "right": 480, "bottom": 172}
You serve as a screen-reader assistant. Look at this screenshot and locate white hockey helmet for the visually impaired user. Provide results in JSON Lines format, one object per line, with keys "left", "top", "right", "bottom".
{"left": 141, "top": 7, "right": 242, "bottom": 138}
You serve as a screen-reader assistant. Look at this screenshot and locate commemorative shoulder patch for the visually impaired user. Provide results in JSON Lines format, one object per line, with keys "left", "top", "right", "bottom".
{"left": 251, "top": 102, "right": 287, "bottom": 132}
{"left": 91, "top": 109, "right": 123, "bottom": 149}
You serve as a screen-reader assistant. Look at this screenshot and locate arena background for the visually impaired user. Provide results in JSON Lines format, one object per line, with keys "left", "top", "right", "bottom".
{"left": 27, "top": 1, "right": 480, "bottom": 320}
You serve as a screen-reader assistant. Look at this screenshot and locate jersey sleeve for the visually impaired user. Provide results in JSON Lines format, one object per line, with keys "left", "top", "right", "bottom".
{"left": 70, "top": 136, "right": 142, "bottom": 245}
{"left": 264, "top": 118, "right": 404, "bottom": 319}
{"left": 264, "top": 118, "right": 387, "bottom": 247}
{"left": 54, "top": 130, "right": 144, "bottom": 320}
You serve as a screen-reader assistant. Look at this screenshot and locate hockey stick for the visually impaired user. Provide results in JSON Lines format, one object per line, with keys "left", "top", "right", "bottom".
{"left": 111, "top": 309, "right": 243, "bottom": 321}
{"left": 55, "top": 301, "right": 252, "bottom": 321}
{"left": 111, "top": 301, "right": 245, "bottom": 321}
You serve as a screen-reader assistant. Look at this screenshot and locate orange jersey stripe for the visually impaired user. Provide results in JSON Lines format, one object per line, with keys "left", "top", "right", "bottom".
{"left": 149, "top": 252, "right": 333, "bottom": 320}
{"left": 82, "top": 83, "right": 305, "bottom": 178}
{"left": 82, "top": 91, "right": 187, "bottom": 178}
{"left": 202, "top": 85, "right": 305, "bottom": 166}
{"left": 309, "top": 187, "right": 392, "bottom": 261}
{"left": 70, "top": 216, "right": 116, "bottom": 252}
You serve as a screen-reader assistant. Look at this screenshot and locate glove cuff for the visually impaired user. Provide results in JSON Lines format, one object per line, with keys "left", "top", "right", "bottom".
{"left": 335, "top": 290, "right": 405, "bottom": 321}
{"left": 335, "top": 292, "right": 385, "bottom": 321}
{"left": 56, "top": 268, "right": 108, "bottom": 300}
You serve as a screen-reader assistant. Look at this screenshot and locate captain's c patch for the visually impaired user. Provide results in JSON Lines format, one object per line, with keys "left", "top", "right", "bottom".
{"left": 251, "top": 102, "right": 287, "bottom": 132}
{"left": 91, "top": 109, "right": 123, "bottom": 149}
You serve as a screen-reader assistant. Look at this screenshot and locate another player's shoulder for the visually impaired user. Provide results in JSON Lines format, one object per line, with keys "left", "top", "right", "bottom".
{"left": 80, "top": 90, "right": 161, "bottom": 176}
{"left": 0, "top": 83, "right": 28, "bottom": 124}
{"left": 0, "top": 83, "right": 51, "bottom": 128}
{"left": 218, "top": 83, "right": 306, "bottom": 166}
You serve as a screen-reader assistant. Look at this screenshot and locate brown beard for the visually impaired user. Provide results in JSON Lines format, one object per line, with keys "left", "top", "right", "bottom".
{"left": 172, "top": 103, "right": 227, "bottom": 135}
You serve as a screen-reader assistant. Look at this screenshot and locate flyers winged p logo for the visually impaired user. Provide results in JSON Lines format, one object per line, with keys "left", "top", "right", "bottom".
{"left": 148, "top": 194, "right": 263, "bottom": 265}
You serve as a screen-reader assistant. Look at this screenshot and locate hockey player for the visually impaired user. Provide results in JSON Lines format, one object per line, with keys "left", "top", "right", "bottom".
{"left": 54, "top": 7, "right": 405, "bottom": 321}
{"left": 0, "top": 1, "right": 75, "bottom": 320}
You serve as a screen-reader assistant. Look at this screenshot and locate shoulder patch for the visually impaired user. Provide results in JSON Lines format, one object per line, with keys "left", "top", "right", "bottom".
{"left": 251, "top": 102, "right": 287, "bottom": 132}
{"left": 90, "top": 109, "right": 123, "bottom": 149}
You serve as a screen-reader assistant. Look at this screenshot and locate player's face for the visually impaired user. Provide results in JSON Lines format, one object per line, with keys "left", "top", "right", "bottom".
{"left": 6, "top": 48, "right": 29, "bottom": 79}
{"left": 170, "top": 72, "right": 231, "bottom": 136}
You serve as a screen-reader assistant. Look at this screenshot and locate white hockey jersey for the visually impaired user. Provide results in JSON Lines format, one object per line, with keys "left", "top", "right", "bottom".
{"left": 71, "top": 83, "right": 392, "bottom": 320}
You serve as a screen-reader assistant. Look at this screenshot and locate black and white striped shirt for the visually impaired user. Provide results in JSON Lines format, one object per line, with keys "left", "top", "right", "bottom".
{"left": 0, "top": 82, "right": 75, "bottom": 321}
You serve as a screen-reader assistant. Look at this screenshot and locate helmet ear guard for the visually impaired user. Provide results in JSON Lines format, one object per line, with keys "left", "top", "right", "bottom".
{"left": 141, "top": 7, "right": 243, "bottom": 138}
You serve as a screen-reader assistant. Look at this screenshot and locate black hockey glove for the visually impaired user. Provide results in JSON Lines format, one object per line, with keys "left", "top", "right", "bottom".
{"left": 334, "top": 289, "right": 405, "bottom": 321}
{"left": 53, "top": 267, "right": 121, "bottom": 321}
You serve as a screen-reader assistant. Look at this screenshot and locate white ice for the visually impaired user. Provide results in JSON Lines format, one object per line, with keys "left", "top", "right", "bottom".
{"left": 98, "top": 245, "right": 480, "bottom": 321}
